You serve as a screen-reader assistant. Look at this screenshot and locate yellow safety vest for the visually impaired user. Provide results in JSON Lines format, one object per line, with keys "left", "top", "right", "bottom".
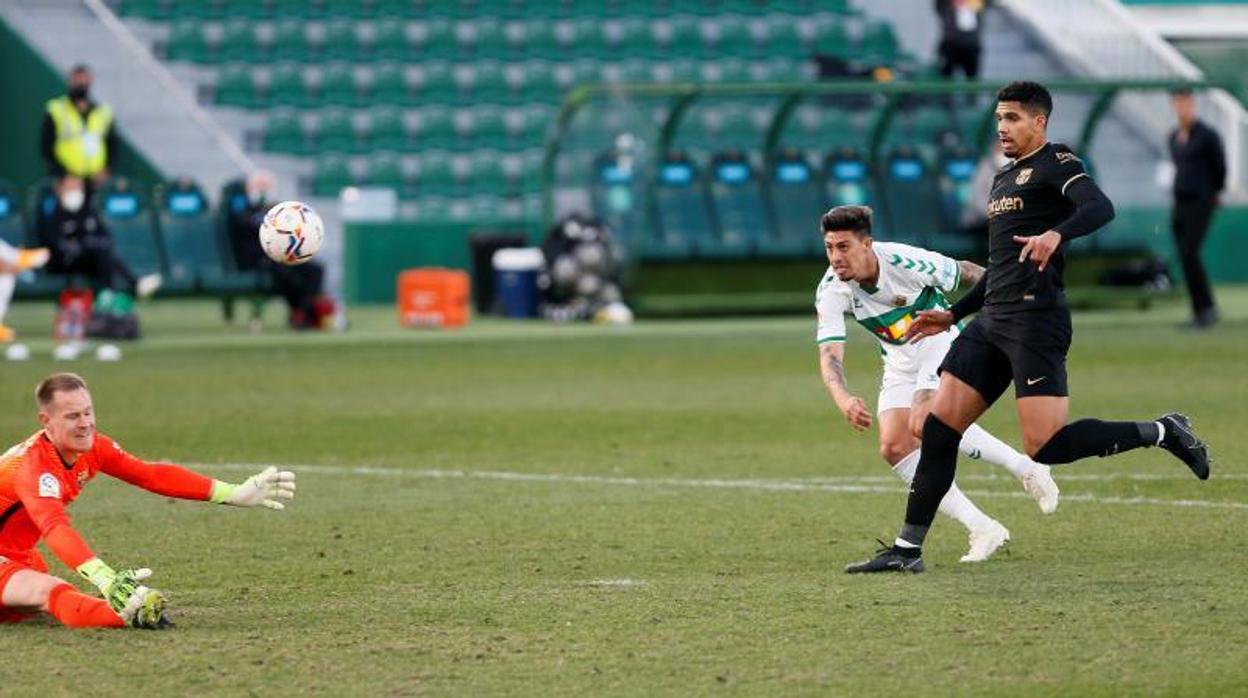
{"left": 46, "top": 96, "right": 113, "bottom": 178}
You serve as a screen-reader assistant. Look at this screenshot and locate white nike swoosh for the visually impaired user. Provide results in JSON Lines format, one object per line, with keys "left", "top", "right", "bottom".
{"left": 1026, "top": 377, "right": 1046, "bottom": 386}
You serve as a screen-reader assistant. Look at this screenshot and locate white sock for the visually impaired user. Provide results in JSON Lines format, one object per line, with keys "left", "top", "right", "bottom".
{"left": 892, "top": 450, "right": 994, "bottom": 533}
{"left": 960, "top": 423, "right": 1032, "bottom": 478}
{"left": 0, "top": 242, "right": 16, "bottom": 267}
{"left": 1155, "top": 421, "right": 1166, "bottom": 446}
{"left": 0, "top": 273, "right": 14, "bottom": 323}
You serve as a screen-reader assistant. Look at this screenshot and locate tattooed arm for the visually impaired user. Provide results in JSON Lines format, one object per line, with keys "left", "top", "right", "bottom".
{"left": 957, "top": 259, "right": 984, "bottom": 288}
{"left": 818, "top": 341, "right": 872, "bottom": 431}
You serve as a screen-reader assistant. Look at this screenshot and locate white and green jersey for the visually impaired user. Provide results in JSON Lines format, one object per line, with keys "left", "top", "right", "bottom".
{"left": 815, "top": 242, "right": 962, "bottom": 372}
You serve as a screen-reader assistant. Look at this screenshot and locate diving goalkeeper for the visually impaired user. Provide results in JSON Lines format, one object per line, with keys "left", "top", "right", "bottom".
{"left": 0, "top": 372, "right": 296, "bottom": 629}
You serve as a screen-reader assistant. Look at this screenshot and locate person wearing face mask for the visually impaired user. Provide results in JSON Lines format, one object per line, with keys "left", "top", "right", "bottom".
{"left": 38, "top": 176, "right": 161, "bottom": 301}
{"left": 226, "top": 171, "right": 330, "bottom": 330}
{"left": 41, "top": 65, "right": 117, "bottom": 201}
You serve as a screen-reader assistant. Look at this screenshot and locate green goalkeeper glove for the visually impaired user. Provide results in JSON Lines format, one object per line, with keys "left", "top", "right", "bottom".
{"left": 210, "top": 466, "right": 297, "bottom": 509}
{"left": 76, "top": 557, "right": 154, "bottom": 619}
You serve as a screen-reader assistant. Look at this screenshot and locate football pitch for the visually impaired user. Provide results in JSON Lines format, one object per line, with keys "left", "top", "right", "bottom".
{"left": 0, "top": 291, "right": 1245, "bottom": 696}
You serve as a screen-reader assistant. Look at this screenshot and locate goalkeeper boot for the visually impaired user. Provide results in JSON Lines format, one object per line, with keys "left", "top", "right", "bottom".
{"left": 1157, "top": 413, "right": 1210, "bottom": 480}
{"left": 845, "top": 540, "right": 924, "bottom": 574}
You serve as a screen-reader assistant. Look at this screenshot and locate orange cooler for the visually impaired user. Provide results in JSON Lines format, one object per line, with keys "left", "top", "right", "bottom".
{"left": 397, "top": 268, "right": 470, "bottom": 328}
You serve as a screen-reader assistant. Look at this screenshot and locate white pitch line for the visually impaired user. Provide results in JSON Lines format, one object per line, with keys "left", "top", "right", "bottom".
{"left": 194, "top": 463, "right": 1248, "bottom": 511}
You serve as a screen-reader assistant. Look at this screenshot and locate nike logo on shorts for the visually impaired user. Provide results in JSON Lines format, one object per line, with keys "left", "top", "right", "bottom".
{"left": 1026, "top": 376, "right": 1046, "bottom": 386}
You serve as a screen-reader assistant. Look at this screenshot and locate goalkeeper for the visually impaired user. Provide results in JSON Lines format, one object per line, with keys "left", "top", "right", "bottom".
{"left": 0, "top": 372, "right": 295, "bottom": 629}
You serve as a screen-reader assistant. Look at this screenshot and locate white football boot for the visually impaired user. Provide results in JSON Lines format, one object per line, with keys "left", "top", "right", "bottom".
{"left": 960, "top": 520, "right": 1010, "bottom": 562}
{"left": 1020, "top": 462, "right": 1060, "bottom": 515}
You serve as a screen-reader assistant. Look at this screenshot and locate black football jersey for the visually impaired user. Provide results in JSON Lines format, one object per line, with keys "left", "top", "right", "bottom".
{"left": 984, "top": 142, "right": 1091, "bottom": 312}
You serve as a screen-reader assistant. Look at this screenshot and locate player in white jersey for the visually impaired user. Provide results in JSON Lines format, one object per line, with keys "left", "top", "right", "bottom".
{"left": 814, "top": 205, "right": 1059, "bottom": 562}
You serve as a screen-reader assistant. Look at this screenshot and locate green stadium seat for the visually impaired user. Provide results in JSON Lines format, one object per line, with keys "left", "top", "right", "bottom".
{"left": 935, "top": 146, "right": 980, "bottom": 255}
{"left": 706, "top": 151, "right": 765, "bottom": 257}
{"left": 703, "top": 15, "right": 750, "bottom": 60}
{"left": 366, "top": 107, "right": 408, "bottom": 151}
{"left": 313, "top": 155, "right": 354, "bottom": 196}
{"left": 857, "top": 20, "right": 899, "bottom": 64}
{"left": 263, "top": 110, "right": 306, "bottom": 154}
{"left": 516, "top": 19, "right": 557, "bottom": 59}
{"left": 322, "top": 20, "right": 360, "bottom": 62}
{"left": 220, "top": 21, "right": 262, "bottom": 63}
{"left": 366, "top": 153, "right": 405, "bottom": 192}
{"left": 158, "top": 179, "right": 250, "bottom": 295}
{"left": 174, "top": 0, "right": 226, "bottom": 21}
{"left": 222, "top": 0, "right": 276, "bottom": 20}
{"left": 415, "top": 62, "right": 455, "bottom": 105}
{"left": 701, "top": 57, "right": 748, "bottom": 83}
{"left": 314, "top": 109, "right": 358, "bottom": 154}
{"left": 215, "top": 66, "right": 258, "bottom": 108}
{"left": 453, "top": 62, "right": 506, "bottom": 104}
{"left": 552, "top": 18, "right": 596, "bottom": 58}
{"left": 764, "top": 150, "right": 822, "bottom": 256}
{"left": 118, "top": 0, "right": 170, "bottom": 20}
{"left": 465, "top": 152, "right": 508, "bottom": 195}
{"left": 409, "top": 19, "right": 455, "bottom": 59}
{"left": 276, "top": 0, "right": 327, "bottom": 19}
{"left": 810, "top": 17, "right": 851, "bottom": 58}
{"left": 652, "top": 15, "right": 704, "bottom": 59}
{"left": 462, "top": 106, "right": 508, "bottom": 150}
{"left": 415, "top": 153, "right": 455, "bottom": 196}
{"left": 452, "top": 19, "right": 504, "bottom": 59}
{"left": 165, "top": 22, "right": 211, "bottom": 64}
{"left": 319, "top": 65, "right": 360, "bottom": 107}
{"left": 719, "top": 0, "right": 771, "bottom": 17}
{"left": 878, "top": 145, "right": 940, "bottom": 246}
{"left": 371, "top": 64, "right": 411, "bottom": 106}
{"left": 268, "top": 65, "right": 309, "bottom": 108}
{"left": 99, "top": 182, "right": 165, "bottom": 282}
{"left": 413, "top": 107, "right": 456, "bottom": 150}
{"left": 326, "top": 0, "right": 375, "bottom": 18}
{"left": 761, "top": 15, "right": 805, "bottom": 59}
{"left": 651, "top": 154, "right": 710, "bottom": 259}
{"left": 824, "top": 146, "right": 877, "bottom": 216}
{"left": 270, "top": 19, "right": 312, "bottom": 62}
{"left": 650, "top": 59, "right": 699, "bottom": 84}
{"left": 365, "top": 20, "right": 407, "bottom": 61}
{"left": 599, "top": 18, "right": 649, "bottom": 59}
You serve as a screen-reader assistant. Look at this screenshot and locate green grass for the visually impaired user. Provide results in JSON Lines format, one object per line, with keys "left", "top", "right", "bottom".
{"left": 0, "top": 290, "right": 1246, "bottom": 696}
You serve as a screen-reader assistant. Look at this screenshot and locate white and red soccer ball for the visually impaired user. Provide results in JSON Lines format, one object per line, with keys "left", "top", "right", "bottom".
{"left": 258, "top": 200, "right": 324, "bottom": 266}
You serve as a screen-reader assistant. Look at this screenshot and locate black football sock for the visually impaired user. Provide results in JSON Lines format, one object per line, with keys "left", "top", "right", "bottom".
{"left": 1032, "top": 419, "right": 1160, "bottom": 465}
{"left": 897, "top": 415, "right": 963, "bottom": 549}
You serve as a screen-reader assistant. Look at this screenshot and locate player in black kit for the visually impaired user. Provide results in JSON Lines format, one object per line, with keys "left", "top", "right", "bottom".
{"left": 846, "top": 81, "right": 1211, "bottom": 574}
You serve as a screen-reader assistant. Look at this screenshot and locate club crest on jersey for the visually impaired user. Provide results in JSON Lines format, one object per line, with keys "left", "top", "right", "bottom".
{"left": 892, "top": 295, "right": 907, "bottom": 307}
{"left": 77, "top": 470, "right": 89, "bottom": 487}
{"left": 38, "top": 472, "right": 60, "bottom": 499}
{"left": 1015, "top": 168, "right": 1033, "bottom": 185}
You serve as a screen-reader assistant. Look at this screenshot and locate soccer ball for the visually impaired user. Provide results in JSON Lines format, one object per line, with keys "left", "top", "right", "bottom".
{"left": 258, "top": 200, "right": 324, "bottom": 266}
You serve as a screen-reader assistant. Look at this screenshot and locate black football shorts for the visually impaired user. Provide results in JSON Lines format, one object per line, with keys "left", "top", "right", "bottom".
{"left": 940, "top": 307, "right": 1072, "bottom": 403}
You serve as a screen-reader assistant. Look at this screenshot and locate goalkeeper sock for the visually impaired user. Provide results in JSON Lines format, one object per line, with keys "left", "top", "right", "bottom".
{"left": 47, "top": 584, "right": 125, "bottom": 628}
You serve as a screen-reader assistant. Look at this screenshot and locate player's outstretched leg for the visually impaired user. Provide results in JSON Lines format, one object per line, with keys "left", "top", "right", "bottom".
{"left": 960, "top": 423, "right": 1059, "bottom": 514}
{"left": 1030, "top": 415, "right": 1210, "bottom": 480}
{"left": 890, "top": 450, "right": 1010, "bottom": 563}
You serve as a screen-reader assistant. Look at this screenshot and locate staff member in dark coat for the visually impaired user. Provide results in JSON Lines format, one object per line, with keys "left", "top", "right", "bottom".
{"left": 1168, "top": 89, "right": 1226, "bottom": 329}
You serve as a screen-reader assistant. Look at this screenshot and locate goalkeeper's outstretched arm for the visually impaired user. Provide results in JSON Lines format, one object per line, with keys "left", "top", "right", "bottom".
{"left": 98, "top": 441, "right": 296, "bottom": 509}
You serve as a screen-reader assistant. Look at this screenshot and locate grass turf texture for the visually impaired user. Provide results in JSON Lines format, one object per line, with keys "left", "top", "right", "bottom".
{"left": 0, "top": 291, "right": 1245, "bottom": 696}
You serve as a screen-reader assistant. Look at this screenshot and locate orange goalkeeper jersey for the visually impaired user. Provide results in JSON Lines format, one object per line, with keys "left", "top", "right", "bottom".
{"left": 0, "top": 431, "right": 214, "bottom": 570}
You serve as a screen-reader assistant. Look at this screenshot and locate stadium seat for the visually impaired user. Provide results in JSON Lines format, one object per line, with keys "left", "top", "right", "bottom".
{"left": 366, "top": 20, "right": 407, "bottom": 61}
{"left": 313, "top": 154, "right": 354, "bottom": 196}
{"left": 413, "top": 107, "right": 456, "bottom": 150}
{"left": 222, "top": 0, "right": 276, "bottom": 20}
{"left": 764, "top": 150, "right": 822, "bottom": 256}
{"left": 157, "top": 179, "right": 227, "bottom": 294}
{"left": 705, "top": 151, "right": 766, "bottom": 257}
{"left": 857, "top": 20, "right": 899, "bottom": 64}
{"left": 366, "top": 107, "right": 409, "bottom": 151}
{"left": 98, "top": 180, "right": 165, "bottom": 282}
{"left": 263, "top": 110, "right": 307, "bottom": 154}
{"left": 589, "top": 152, "right": 643, "bottom": 249}
{"left": 321, "top": 20, "right": 361, "bottom": 62}
{"left": 219, "top": 21, "right": 262, "bottom": 63}
{"left": 935, "top": 146, "right": 981, "bottom": 255}
{"left": 319, "top": 65, "right": 360, "bottom": 108}
{"left": 464, "top": 152, "right": 509, "bottom": 195}
{"left": 651, "top": 153, "right": 713, "bottom": 259}
{"left": 371, "top": 64, "right": 411, "bottom": 106}
{"left": 214, "top": 65, "right": 258, "bottom": 108}
{"left": 165, "top": 22, "right": 211, "bottom": 63}
{"left": 269, "top": 19, "right": 312, "bottom": 62}
{"left": 415, "top": 153, "right": 456, "bottom": 196}
{"left": 313, "top": 109, "right": 357, "bottom": 154}
{"left": 824, "top": 146, "right": 877, "bottom": 215}
{"left": 366, "top": 152, "right": 406, "bottom": 192}
{"left": 268, "top": 65, "right": 310, "bottom": 108}
{"left": 878, "top": 145, "right": 941, "bottom": 246}
{"left": 414, "top": 62, "right": 456, "bottom": 105}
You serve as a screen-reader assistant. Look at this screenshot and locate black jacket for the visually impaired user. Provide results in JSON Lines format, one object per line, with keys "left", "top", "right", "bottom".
{"left": 1169, "top": 119, "right": 1226, "bottom": 201}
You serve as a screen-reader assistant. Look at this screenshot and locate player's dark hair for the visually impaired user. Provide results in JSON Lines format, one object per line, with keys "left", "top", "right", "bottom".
{"left": 820, "top": 205, "right": 872, "bottom": 238}
{"left": 996, "top": 81, "right": 1053, "bottom": 118}
{"left": 36, "top": 373, "right": 88, "bottom": 407}
{"left": 69, "top": 64, "right": 91, "bottom": 76}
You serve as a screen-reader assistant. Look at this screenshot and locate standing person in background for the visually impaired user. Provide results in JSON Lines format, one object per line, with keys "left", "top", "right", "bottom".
{"left": 41, "top": 64, "right": 116, "bottom": 201}
{"left": 1168, "top": 89, "right": 1226, "bottom": 329}
{"left": 934, "top": 0, "right": 987, "bottom": 80}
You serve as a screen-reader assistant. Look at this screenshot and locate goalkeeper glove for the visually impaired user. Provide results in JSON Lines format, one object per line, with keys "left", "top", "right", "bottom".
{"left": 76, "top": 557, "right": 155, "bottom": 622}
{"left": 210, "top": 466, "right": 296, "bottom": 509}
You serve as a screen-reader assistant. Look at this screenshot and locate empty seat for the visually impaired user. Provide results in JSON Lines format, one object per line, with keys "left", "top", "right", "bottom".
{"left": 705, "top": 151, "right": 766, "bottom": 257}
{"left": 764, "top": 150, "right": 823, "bottom": 256}
{"left": 651, "top": 153, "right": 712, "bottom": 259}
{"left": 99, "top": 181, "right": 165, "bottom": 282}
{"left": 313, "top": 154, "right": 353, "bottom": 196}
{"left": 263, "top": 110, "right": 307, "bottom": 154}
